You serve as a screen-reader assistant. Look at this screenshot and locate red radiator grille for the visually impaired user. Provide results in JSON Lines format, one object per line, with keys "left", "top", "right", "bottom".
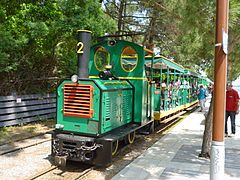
{"left": 63, "top": 83, "right": 94, "bottom": 118}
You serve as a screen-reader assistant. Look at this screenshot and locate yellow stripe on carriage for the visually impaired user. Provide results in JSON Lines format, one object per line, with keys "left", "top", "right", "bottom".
{"left": 154, "top": 100, "right": 199, "bottom": 120}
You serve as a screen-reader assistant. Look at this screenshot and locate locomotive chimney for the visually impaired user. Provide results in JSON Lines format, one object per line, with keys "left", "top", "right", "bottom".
{"left": 77, "top": 30, "right": 92, "bottom": 78}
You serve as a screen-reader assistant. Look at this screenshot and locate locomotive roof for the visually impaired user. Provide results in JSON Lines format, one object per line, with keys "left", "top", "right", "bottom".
{"left": 145, "top": 56, "right": 185, "bottom": 72}
{"left": 184, "top": 69, "right": 201, "bottom": 77}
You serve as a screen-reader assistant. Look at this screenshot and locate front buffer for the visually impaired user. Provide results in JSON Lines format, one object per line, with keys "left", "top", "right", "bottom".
{"left": 52, "top": 133, "right": 112, "bottom": 166}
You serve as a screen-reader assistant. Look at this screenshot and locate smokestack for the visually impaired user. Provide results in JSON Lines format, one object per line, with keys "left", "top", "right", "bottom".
{"left": 77, "top": 30, "right": 92, "bottom": 78}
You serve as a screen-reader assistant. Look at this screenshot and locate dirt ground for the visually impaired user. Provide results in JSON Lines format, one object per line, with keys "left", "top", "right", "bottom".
{"left": 0, "top": 119, "right": 54, "bottom": 145}
{"left": 0, "top": 115, "right": 187, "bottom": 179}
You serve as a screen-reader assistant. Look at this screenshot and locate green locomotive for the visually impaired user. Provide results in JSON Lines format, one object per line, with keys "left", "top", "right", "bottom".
{"left": 52, "top": 30, "right": 202, "bottom": 166}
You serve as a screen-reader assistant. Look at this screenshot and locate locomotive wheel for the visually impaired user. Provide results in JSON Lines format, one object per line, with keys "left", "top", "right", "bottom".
{"left": 112, "top": 140, "right": 119, "bottom": 156}
{"left": 125, "top": 131, "right": 136, "bottom": 144}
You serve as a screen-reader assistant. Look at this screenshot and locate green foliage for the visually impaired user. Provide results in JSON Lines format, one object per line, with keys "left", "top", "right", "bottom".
{"left": 228, "top": 0, "right": 240, "bottom": 80}
{"left": 103, "top": 0, "right": 240, "bottom": 81}
{"left": 1, "top": 0, "right": 240, "bottom": 95}
{"left": 0, "top": 126, "right": 8, "bottom": 139}
{"left": 0, "top": 0, "right": 116, "bottom": 95}
{"left": 151, "top": 0, "right": 214, "bottom": 75}
{"left": 103, "top": 0, "right": 216, "bottom": 75}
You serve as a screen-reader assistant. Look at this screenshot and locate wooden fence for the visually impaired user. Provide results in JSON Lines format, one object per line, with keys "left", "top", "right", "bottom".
{"left": 0, "top": 93, "right": 56, "bottom": 127}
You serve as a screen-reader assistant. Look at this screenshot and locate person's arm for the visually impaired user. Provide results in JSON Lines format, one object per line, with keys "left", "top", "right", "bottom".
{"left": 236, "top": 91, "right": 240, "bottom": 114}
{"left": 236, "top": 101, "right": 239, "bottom": 114}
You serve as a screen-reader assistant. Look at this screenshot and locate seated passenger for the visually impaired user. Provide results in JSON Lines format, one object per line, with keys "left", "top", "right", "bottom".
{"left": 161, "top": 81, "right": 167, "bottom": 110}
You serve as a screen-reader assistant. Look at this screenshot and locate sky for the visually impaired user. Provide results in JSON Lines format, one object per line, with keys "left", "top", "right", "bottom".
{"left": 232, "top": 76, "right": 240, "bottom": 93}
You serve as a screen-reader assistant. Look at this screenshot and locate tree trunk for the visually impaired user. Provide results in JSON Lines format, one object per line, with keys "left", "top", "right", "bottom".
{"left": 143, "top": 14, "right": 156, "bottom": 50}
{"left": 199, "top": 96, "right": 213, "bottom": 158}
{"left": 116, "top": 0, "right": 126, "bottom": 36}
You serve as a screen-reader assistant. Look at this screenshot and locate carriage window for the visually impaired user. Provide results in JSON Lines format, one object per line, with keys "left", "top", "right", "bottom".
{"left": 121, "top": 47, "right": 138, "bottom": 72}
{"left": 94, "top": 47, "right": 110, "bottom": 71}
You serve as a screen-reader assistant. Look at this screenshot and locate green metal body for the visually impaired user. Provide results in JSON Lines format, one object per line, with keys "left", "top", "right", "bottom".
{"left": 89, "top": 40, "right": 154, "bottom": 125}
{"left": 56, "top": 79, "right": 133, "bottom": 135}
{"left": 145, "top": 56, "right": 186, "bottom": 112}
{"left": 56, "top": 40, "right": 154, "bottom": 137}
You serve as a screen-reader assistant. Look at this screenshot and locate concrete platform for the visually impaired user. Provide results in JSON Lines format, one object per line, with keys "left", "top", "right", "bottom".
{"left": 112, "top": 99, "right": 240, "bottom": 180}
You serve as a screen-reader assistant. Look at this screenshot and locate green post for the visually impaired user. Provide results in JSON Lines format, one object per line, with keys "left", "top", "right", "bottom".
{"left": 160, "top": 64, "right": 163, "bottom": 111}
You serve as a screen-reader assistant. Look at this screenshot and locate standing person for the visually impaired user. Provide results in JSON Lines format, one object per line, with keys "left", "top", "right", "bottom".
{"left": 225, "top": 82, "right": 239, "bottom": 137}
{"left": 197, "top": 85, "right": 207, "bottom": 112}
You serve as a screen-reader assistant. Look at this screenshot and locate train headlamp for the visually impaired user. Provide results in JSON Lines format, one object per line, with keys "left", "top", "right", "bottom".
{"left": 108, "top": 40, "right": 116, "bottom": 46}
{"left": 105, "top": 64, "right": 112, "bottom": 70}
{"left": 71, "top": 74, "right": 78, "bottom": 83}
{"left": 55, "top": 124, "right": 64, "bottom": 129}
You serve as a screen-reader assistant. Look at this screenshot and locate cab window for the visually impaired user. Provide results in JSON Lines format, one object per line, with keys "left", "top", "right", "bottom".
{"left": 94, "top": 47, "right": 110, "bottom": 71}
{"left": 121, "top": 47, "right": 138, "bottom": 72}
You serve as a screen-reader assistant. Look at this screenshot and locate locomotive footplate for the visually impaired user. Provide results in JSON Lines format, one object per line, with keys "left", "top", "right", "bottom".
{"left": 52, "top": 133, "right": 102, "bottom": 164}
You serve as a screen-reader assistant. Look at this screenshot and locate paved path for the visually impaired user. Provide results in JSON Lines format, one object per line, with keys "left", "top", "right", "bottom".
{"left": 112, "top": 99, "right": 240, "bottom": 180}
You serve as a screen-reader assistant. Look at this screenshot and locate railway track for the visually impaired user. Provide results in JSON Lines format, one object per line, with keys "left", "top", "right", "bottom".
{"left": 0, "top": 130, "right": 52, "bottom": 147}
{"left": 28, "top": 165, "right": 94, "bottom": 180}
{"left": 0, "top": 111, "right": 187, "bottom": 156}
{"left": 0, "top": 107, "right": 199, "bottom": 180}
{"left": 0, "top": 132, "right": 52, "bottom": 156}
{"left": 28, "top": 166, "right": 58, "bottom": 180}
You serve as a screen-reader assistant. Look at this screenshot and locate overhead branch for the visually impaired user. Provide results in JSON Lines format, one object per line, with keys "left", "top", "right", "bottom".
{"left": 154, "top": 2, "right": 182, "bottom": 20}
{"left": 122, "top": 15, "right": 152, "bottom": 19}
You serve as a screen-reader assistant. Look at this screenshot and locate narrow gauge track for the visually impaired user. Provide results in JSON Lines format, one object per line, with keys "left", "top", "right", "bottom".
{"left": 28, "top": 166, "right": 58, "bottom": 180}
{"left": 28, "top": 165, "right": 94, "bottom": 180}
{"left": 0, "top": 132, "right": 52, "bottom": 156}
{"left": 156, "top": 111, "right": 188, "bottom": 134}
{"left": 1, "top": 107, "right": 199, "bottom": 180}
{"left": 160, "top": 106, "right": 200, "bottom": 131}
{"left": 24, "top": 109, "right": 197, "bottom": 180}
{"left": 0, "top": 130, "right": 53, "bottom": 147}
